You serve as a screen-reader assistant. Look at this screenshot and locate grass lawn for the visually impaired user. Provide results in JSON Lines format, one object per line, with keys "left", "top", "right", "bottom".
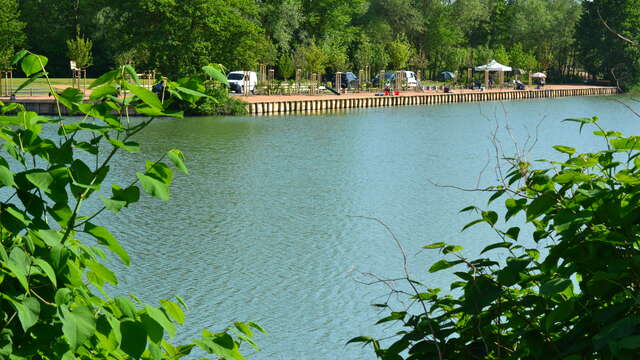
{"left": 8, "top": 78, "right": 96, "bottom": 89}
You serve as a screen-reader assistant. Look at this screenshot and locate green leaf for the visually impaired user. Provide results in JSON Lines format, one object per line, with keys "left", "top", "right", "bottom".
{"left": 423, "top": 242, "right": 446, "bottom": 249}
{"left": 115, "top": 297, "right": 137, "bottom": 319}
{"left": 124, "top": 65, "right": 140, "bottom": 85}
{"left": 21, "top": 54, "right": 47, "bottom": 77}
{"left": 347, "top": 336, "right": 375, "bottom": 344}
{"left": 442, "top": 245, "right": 463, "bottom": 254}
{"left": 540, "top": 278, "right": 572, "bottom": 296}
{"left": 59, "top": 88, "right": 84, "bottom": 104}
{"left": 126, "top": 83, "right": 163, "bottom": 110}
{"left": 6, "top": 248, "right": 30, "bottom": 292}
{"left": 137, "top": 173, "right": 169, "bottom": 202}
{"left": 234, "top": 322, "right": 253, "bottom": 338}
{"left": 196, "top": 332, "right": 244, "bottom": 360}
{"left": 167, "top": 149, "right": 189, "bottom": 175}
{"left": 563, "top": 116, "right": 597, "bottom": 132}
{"left": 87, "top": 261, "right": 118, "bottom": 285}
{"left": 84, "top": 223, "right": 130, "bottom": 265}
{"left": 428, "top": 259, "right": 463, "bottom": 273}
{"left": 99, "top": 194, "right": 127, "bottom": 213}
{"left": 611, "top": 137, "right": 640, "bottom": 151}
{"left": 12, "top": 297, "right": 40, "bottom": 332}
{"left": 61, "top": 306, "right": 96, "bottom": 349}
{"left": 462, "top": 219, "right": 484, "bottom": 231}
{"left": 505, "top": 227, "right": 520, "bottom": 240}
{"left": 89, "top": 85, "right": 118, "bottom": 101}
{"left": 618, "top": 335, "right": 640, "bottom": 349}
{"left": 26, "top": 170, "right": 54, "bottom": 191}
{"left": 0, "top": 165, "right": 15, "bottom": 187}
{"left": 615, "top": 171, "right": 640, "bottom": 186}
{"left": 176, "top": 86, "right": 209, "bottom": 98}
{"left": 160, "top": 300, "right": 184, "bottom": 325}
{"left": 481, "top": 242, "right": 512, "bottom": 254}
{"left": 107, "top": 138, "right": 140, "bottom": 153}
{"left": 12, "top": 50, "right": 28, "bottom": 65}
{"left": 33, "top": 258, "right": 57, "bottom": 287}
{"left": 375, "top": 311, "right": 406, "bottom": 324}
{"left": 90, "top": 69, "right": 119, "bottom": 89}
{"left": 202, "top": 65, "right": 228, "bottom": 85}
{"left": 144, "top": 305, "right": 176, "bottom": 338}
{"left": 120, "top": 320, "right": 147, "bottom": 359}
{"left": 482, "top": 210, "right": 498, "bottom": 226}
{"left": 526, "top": 193, "right": 555, "bottom": 221}
{"left": 553, "top": 145, "right": 575, "bottom": 155}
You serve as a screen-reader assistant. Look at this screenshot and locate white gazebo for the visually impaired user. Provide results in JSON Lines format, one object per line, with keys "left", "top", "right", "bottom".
{"left": 474, "top": 60, "right": 512, "bottom": 89}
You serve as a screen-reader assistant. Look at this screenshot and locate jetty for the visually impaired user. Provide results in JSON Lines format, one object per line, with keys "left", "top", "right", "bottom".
{"left": 0, "top": 85, "right": 618, "bottom": 116}
{"left": 243, "top": 85, "right": 618, "bottom": 115}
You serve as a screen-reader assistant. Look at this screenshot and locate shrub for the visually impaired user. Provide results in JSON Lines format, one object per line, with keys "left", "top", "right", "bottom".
{"left": 354, "top": 117, "right": 640, "bottom": 359}
{"left": 0, "top": 51, "right": 261, "bottom": 359}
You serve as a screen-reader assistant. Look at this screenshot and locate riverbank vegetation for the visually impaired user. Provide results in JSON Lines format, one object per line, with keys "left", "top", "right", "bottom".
{"left": 0, "top": 0, "right": 638, "bottom": 87}
{"left": 0, "top": 51, "right": 261, "bottom": 359}
{"left": 354, "top": 117, "right": 640, "bottom": 359}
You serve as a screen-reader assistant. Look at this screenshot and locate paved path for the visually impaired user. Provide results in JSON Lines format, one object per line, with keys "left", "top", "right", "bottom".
{"left": 0, "top": 84, "right": 615, "bottom": 103}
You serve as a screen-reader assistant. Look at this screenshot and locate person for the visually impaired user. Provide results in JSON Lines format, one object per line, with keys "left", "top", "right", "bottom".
{"left": 540, "top": 77, "right": 545, "bottom": 87}
{"left": 152, "top": 80, "right": 165, "bottom": 95}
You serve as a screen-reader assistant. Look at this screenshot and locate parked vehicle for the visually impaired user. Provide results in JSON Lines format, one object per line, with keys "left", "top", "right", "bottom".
{"left": 227, "top": 71, "right": 257, "bottom": 94}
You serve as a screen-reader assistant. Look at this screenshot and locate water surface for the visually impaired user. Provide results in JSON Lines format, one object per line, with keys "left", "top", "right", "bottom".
{"left": 100, "top": 96, "right": 638, "bottom": 359}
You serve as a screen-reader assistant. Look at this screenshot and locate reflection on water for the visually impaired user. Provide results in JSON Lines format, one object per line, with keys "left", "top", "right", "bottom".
{"left": 95, "top": 96, "right": 635, "bottom": 359}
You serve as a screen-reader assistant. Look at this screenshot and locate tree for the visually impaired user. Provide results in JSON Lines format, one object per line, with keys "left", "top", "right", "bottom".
{"left": 577, "top": 0, "right": 640, "bottom": 88}
{"left": 353, "top": 117, "right": 640, "bottom": 359}
{"left": 261, "top": 0, "right": 303, "bottom": 53}
{"left": 0, "top": 51, "right": 262, "bottom": 359}
{"left": 387, "top": 35, "right": 413, "bottom": 70}
{"left": 297, "top": 40, "right": 327, "bottom": 75}
{"left": 509, "top": 43, "right": 538, "bottom": 71}
{"left": 492, "top": 44, "right": 510, "bottom": 65}
{"left": 353, "top": 37, "right": 374, "bottom": 72}
{"left": 0, "top": 0, "right": 25, "bottom": 70}
{"left": 278, "top": 53, "right": 295, "bottom": 80}
{"left": 67, "top": 34, "right": 93, "bottom": 69}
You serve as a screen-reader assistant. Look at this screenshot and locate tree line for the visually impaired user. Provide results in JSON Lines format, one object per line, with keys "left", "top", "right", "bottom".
{"left": 0, "top": 0, "right": 638, "bottom": 86}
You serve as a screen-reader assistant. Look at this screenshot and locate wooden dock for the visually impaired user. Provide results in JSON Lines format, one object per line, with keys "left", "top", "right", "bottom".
{"left": 244, "top": 86, "right": 618, "bottom": 115}
{"left": 0, "top": 85, "right": 618, "bottom": 116}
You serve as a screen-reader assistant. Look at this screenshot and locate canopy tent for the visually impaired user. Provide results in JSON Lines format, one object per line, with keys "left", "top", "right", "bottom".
{"left": 474, "top": 60, "right": 512, "bottom": 72}
{"left": 440, "top": 71, "right": 455, "bottom": 81}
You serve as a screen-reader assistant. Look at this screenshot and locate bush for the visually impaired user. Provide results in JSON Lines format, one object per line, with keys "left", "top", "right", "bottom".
{"left": 180, "top": 85, "right": 248, "bottom": 116}
{"left": 0, "top": 51, "right": 261, "bottom": 359}
{"left": 354, "top": 117, "right": 640, "bottom": 359}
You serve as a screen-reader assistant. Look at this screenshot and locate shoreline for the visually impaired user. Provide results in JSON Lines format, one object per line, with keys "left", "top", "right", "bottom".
{"left": 0, "top": 85, "right": 618, "bottom": 116}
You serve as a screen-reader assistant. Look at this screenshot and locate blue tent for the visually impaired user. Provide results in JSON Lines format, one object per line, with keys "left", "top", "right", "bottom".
{"left": 440, "top": 72, "right": 456, "bottom": 81}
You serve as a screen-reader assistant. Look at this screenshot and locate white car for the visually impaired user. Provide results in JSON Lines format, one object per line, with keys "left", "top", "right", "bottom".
{"left": 227, "top": 71, "right": 257, "bottom": 94}
{"left": 402, "top": 71, "right": 418, "bottom": 87}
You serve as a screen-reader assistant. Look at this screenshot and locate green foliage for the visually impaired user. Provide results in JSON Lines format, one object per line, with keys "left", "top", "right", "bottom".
{"left": 278, "top": 53, "right": 295, "bottom": 80}
{"left": 0, "top": 0, "right": 25, "bottom": 70}
{"left": 14, "top": 0, "right": 594, "bottom": 82}
{"left": 0, "top": 51, "right": 260, "bottom": 358}
{"left": 387, "top": 35, "right": 413, "bottom": 70}
{"left": 577, "top": 0, "right": 640, "bottom": 88}
{"left": 297, "top": 41, "right": 328, "bottom": 75}
{"left": 355, "top": 117, "right": 640, "bottom": 359}
{"left": 66, "top": 35, "right": 93, "bottom": 69}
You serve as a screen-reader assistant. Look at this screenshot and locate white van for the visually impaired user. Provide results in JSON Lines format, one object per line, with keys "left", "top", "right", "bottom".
{"left": 403, "top": 71, "right": 418, "bottom": 87}
{"left": 227, "top": 71, "right": 257, "bottom": 94}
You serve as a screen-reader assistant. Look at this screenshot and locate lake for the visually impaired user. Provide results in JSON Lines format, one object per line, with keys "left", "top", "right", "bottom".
{"left": 100, "top": 95, "right": 637, "bottom": 359}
